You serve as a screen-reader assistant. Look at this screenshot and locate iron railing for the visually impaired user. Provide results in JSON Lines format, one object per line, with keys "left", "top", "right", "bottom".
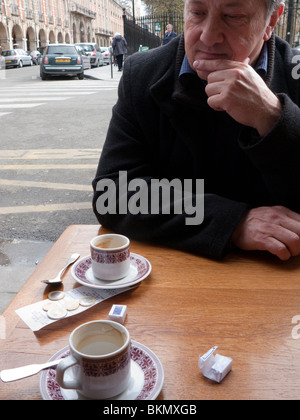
{"left": 123, "top": 12, "right": 184, "bottom": 55}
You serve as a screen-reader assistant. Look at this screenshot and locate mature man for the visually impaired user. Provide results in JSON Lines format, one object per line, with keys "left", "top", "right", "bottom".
{"left": 112, "top": 33, "right": 127, "bottom": 71}
{"left": 93, "top": 0, "right": 300, "bottom": 261}
{"left": 162, "top": 24, "right": 178, "bottom": 45}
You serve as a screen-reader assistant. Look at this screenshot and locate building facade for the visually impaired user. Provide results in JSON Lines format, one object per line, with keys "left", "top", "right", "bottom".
{"left": 0, "top": 0, "right": 126, "bottom": 51}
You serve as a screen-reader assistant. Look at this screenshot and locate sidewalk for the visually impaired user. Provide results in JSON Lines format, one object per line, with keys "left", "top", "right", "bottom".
{"left": 0, "top": 63, "right": 122, "bottom": 315}
{"left": 84, "top": 62, "right": 123, "bottom": 81}
{"left": 0, "top": 239, "right": 54, "bottom": 314}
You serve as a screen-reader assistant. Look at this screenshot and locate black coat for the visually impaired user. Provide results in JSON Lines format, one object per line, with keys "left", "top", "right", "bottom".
{"left": 93, "top": 34, "right": 300, "bottom": 259}
{"left": 112, "top": 35, "right": 127, "bottom": 56}
{"left": 162, "top": 31, "right": 177, "bottom": 45}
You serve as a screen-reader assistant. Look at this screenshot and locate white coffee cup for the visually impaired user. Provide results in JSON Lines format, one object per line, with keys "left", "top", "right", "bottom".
{"left": 56, "top": 320, "right": 131, "bottom": 399}
{"left": 90, "top": 234, "right": 130, "bottom": 281}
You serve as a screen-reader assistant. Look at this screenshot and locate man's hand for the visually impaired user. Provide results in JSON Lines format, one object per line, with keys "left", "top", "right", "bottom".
{"left": 231, "top": 206, "right": 300, "bottom": 261}
{"left": 193, "top": 59, "right": 282, "bottom": 136}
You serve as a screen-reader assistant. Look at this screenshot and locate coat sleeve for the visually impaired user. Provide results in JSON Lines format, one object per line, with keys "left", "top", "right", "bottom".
{"left": 92, "top": 56, "right": 249, "bottom": 260}
{"left": 238, "top": 44, "right": 300, "bottom": 213}
{"left": 238, "top": 93, "right": 300, "bottom": 212}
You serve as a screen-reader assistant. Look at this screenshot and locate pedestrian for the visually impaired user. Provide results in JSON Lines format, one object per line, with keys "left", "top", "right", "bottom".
{"left": 112, "top": 33, "right": 127, "bottom": 71}
{"left": 162, "top": 24, "right": 177, "bottom": 45}
{"left": 93, "top": 0, "right": 300, "bottom": 262}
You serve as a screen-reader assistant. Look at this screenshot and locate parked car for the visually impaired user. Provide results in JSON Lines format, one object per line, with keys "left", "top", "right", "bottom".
{"left": 40, "top": 44, "right": 88, "bottom": 80}
{"left": 30, "top": 50, "right": 41, "bottom": 65}
{"left": 0, "top": 54, "right": 5, "bottom": 79}
{"left": 74, "top": 45, "right": 91, "bottom": 69}
{"left": 100, "top": 47, "right": 111, "bottom": 65}
{"left": 75, "top": 42, "right": 104, "bottom": 67}
{"left": 0, "top": 55, "right": 4, "bottom": 70}
{"left": 1, "top": 49, "right": 33, "bottom": 68}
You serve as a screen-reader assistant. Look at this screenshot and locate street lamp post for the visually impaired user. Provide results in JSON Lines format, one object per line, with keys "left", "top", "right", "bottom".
{"left": 132, "top": 0, "right": 135, "bottom": 23}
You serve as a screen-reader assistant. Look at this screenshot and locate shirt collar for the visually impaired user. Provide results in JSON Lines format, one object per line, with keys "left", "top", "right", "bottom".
{"left": 179, "top": 42, "right": 268, "bottom": 80}
{"left": 179, "top": 54, "right": 196, "bottom": 78}
{"left": 254, "top": 42, "right": 268, "bottom": 75}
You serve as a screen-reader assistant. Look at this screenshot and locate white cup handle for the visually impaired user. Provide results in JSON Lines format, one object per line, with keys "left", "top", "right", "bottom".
{"left": 56, "top": 355, "right": 81, "bottom": 390}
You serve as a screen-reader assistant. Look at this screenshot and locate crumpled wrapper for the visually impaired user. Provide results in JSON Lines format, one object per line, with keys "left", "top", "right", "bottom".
{"left": 199, "top": 346, "right": 232, "bottom": 383}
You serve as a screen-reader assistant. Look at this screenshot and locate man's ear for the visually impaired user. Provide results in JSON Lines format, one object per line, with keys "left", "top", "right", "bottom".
{"left": 263, "top": 3, "right": 285, "bottom": 41}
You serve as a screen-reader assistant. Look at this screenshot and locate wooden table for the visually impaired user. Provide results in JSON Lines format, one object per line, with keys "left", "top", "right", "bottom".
{"left": 1, "top": 224, "right": 300, "bottom": 400}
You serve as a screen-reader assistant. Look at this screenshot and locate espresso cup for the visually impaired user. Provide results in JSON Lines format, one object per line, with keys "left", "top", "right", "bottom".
{"left": 56, "top": 320, "right": 131, "bottom": 399}
{"left": 90, "top": 234, "right": 130, "bottom": 281}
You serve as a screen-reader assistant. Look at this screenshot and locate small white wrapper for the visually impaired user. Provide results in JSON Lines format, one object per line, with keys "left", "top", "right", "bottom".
{"left": 108, "top": 304, "right": 127, "bottom": 324}
{"left": 199, "top": 346, "right": 232, "bottom": 383}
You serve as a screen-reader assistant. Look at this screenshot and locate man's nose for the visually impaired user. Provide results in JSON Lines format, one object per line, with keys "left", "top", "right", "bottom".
{"left": 199, "top": 17, "right": 224, "bottom": 46}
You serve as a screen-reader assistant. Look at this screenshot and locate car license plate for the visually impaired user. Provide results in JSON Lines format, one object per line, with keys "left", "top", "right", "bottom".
{"left": 56, "top": 58, "right": 70, "bottom": 63}
{"left": 6, "top": 60, "right": 11, "bottom": 63}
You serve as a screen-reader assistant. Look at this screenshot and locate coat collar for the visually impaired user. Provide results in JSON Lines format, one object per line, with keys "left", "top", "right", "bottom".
{"left": 149, "top": 34, "right": 207, "bottom": 113}
{"left": 149, "top": 33, "right": 276, "bottom": 113}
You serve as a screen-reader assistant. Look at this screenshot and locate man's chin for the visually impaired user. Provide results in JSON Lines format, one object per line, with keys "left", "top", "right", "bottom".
{"left": 195, "top": 69, "right": 210, "bottom": 81}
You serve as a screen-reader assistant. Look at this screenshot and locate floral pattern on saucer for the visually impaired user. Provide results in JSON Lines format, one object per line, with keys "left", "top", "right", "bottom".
{"left": 71, "top": 253, "right": 151, "bottom": 289}
{"left": 40, "top": 341, "right": 164, "bottom": 400}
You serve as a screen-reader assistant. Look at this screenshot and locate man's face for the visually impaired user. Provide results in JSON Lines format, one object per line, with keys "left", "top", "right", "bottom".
{"left": 184, "top": 0, "right": 276, "bottom": 79}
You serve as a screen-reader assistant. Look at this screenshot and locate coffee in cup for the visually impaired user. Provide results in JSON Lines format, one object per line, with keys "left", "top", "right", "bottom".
{"left": 56, "top": 320, "right": 131, "bottom": 399}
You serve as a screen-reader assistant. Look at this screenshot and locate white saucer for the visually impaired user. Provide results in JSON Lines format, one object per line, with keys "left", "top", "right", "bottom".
{"left": 71, "top": 253, "right": 151, "bottom": 289}
{"left": 39, "top": 340, "right": 164, "bottom": 400}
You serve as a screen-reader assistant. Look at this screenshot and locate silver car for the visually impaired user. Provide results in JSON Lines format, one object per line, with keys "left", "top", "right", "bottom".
{"left": 0, "top": 55, "right": 4, "bottom": 70}
{"left": 0, "top": 55, "right": 5, "bottom": 79}
{"left": 100, "top": 47, "right": 111, "bottom": 65}
{"left": 1, "top": 49, "right": 33, "bottom": 68}
{"left": 75, "top": 43, "right": 104, "bottom": 67}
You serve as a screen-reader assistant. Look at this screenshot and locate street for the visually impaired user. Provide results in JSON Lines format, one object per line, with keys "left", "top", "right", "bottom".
{"left": 0, "top": 63, "right": 121, "bottom": 312}
{"left": 0, "top": 64, "right": 119, "bottom": 241}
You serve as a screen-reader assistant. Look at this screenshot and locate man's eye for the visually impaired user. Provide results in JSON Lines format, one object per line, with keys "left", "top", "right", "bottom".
{"left": 224, "top": 14, "right": 246, "bottom": 21}
{"left": 191, "top": 10, "right": 206, "bottom": 16}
